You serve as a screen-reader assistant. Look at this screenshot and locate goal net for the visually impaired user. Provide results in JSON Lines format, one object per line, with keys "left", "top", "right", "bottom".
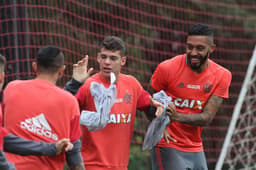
{"left": 216, "top": 46, "right": 256, "bottom": 170}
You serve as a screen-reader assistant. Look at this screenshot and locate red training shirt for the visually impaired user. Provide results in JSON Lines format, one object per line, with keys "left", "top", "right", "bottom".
{"left": 76, "top": 73, "right": 150, "bottom": 170}
{"left": 151, "top": 54, "right": 232, "bottom": 152}
{"left": 0, "top": 105, "right": 8, "bottom": 150}
{"left": 3, "top": 78, "right": 81, "bottom": 170}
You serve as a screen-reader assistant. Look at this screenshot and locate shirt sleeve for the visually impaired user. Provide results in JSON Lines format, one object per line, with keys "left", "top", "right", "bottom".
{"left": 134, "top": 77, "right": 151, "bottom": 113}
{"left": 151, "top": 63, "right": 169, "bottom": 92}
{"left": 75, "top": 82, "right": 92, "bottom": 111}
{"left": 64, "top": 78, "right": 83, "bottom": 95}
{"left": 69, "top": 99, "right": 82, "bottom": 142}
{"left": 65, "top": 140, "right": 83, "bottom": 168}
{"left": 4, "top": 134, "right": 56, "bottom": 156}
{"left": 0, "top": 127, "right": 9, "bottom": 150}
{"left": 0, "top": 150, "right": 16, "bottom": 170}
{"left": 213, "top": 69, "right": 232, "bottom": 99}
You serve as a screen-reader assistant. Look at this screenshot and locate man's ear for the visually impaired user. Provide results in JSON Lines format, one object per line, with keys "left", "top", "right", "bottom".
{"left": 32, "top": 62, "right": 37, "bottom": 73}
{"left": 97, "top": 53, "right": 101, "bottom": 63}
{"left": 121, "top": 56, "right": 127, "bottom": 66}
{"left": 209, "top": 44, "right": 216, "bottom": 53}
{"left": 0, "top": 72, "right": 5, "bottom": 84}
{"left": 58, "top": 65, "right": 66, "bottom": 77}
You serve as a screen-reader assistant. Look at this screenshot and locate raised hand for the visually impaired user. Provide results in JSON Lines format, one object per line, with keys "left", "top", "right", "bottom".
{"left": 72, "top": 55, "right": 94, "bottom": 83}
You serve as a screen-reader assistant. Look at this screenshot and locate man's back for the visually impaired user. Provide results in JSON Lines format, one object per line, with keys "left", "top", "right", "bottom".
{"left": 3, "top": 78, "right": 81, "bottom": 170}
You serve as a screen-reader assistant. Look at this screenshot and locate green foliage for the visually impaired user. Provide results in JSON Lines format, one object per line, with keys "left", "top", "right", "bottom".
{"left": 128, "top": 145, "right": 151, "bottom": 170}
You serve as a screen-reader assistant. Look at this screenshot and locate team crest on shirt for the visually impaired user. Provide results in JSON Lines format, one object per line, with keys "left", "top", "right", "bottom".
{"left": 203, "top": 83, "right": 213, "bottom": 93}
{"left": 124, "top": 93, "right": 132, "bottom": 104}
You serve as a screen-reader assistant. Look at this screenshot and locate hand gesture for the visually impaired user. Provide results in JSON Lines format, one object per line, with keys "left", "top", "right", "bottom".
{"left": 55, "top": 138, "right": 73, "bottom": 155}
{"left": 149, "top": 96, "right": 164, "bottom": 117}
{"left": 166, "top": 102, "right": 177, "bottom": 121}
{"left": 163, "top": 128, "right": 177, "bottom": 143}
{"left": 72, "top": 55, "right": 94, "bottom": 83}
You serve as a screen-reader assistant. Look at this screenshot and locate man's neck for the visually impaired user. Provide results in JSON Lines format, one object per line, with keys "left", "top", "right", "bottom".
{"left": 191, "top": 60, "right": 209, "bottom": 74}
{"left": 99, "top": 72, "right": 119, "bottom": 83}
{"left": 36, "top": 74, "right": 58, "bottom": 85}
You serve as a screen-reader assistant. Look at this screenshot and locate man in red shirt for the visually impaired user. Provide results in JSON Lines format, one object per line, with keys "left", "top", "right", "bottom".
{"left": 150, "top": 24, "right": 232, "bottom": 170}
{"left": 65, "top": 36, "right": 163, "bottom": 170}
{"left": 0, "top": 54, "right": 75, "bottom": 170}
{"left": 3, "top": 46, "right": 84, "bottom": 170}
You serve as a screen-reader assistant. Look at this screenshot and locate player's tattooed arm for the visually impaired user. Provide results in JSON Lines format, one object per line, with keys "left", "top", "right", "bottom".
{"left": 167, "top": 95, "right": 224, "bottom": 126}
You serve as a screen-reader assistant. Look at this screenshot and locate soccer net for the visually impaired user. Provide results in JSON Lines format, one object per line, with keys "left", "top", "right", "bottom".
{"left": 0, "top": 0, "right": 255, "bottom": 169}
{"left": 216, "top": 46, "right": 256, "bottom": 170}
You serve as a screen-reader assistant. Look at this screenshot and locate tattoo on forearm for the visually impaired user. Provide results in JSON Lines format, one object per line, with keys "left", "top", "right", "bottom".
{"left": 178, "top": 95, "right": 223, "bottom": 126}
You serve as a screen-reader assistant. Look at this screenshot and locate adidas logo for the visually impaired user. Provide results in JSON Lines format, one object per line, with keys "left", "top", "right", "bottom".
{"left": 20, "top": 113, "right": 58, "bottom": 141}
{"left": 177, "top": 82, "right": 185, "bottom": 88}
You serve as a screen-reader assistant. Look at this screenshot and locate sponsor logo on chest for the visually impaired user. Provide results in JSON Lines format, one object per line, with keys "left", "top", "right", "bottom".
{"left": 173, "top": 98, "right": 205, "bottom": 110}
{"left": 108, "top": 113, "right": 131, "bottom": 124}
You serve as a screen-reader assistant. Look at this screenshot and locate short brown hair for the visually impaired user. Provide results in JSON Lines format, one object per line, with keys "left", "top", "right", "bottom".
{"left": 100, "top": 36, "right": 126, "bottom": 57}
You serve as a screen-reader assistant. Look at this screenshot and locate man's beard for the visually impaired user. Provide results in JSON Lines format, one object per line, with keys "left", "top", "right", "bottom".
{"left": 187, "top": 52, "right": 209, "bottom": 71}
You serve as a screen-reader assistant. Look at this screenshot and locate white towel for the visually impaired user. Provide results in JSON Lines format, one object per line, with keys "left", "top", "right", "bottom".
{"left": 80, "top": 73, "right": 117, "bottom": 131}
{"left": 142, "top": 90, "right": 172, "bottom": 151}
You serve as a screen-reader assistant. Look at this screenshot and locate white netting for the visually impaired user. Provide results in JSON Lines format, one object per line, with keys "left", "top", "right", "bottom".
{"left": 216, "top": 46, "right": 256, "bottom": 170}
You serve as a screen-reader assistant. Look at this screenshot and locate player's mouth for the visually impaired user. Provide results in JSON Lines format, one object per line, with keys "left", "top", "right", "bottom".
{"left": 190, "top": 56, "right": 201, "bottom": 65}
{"left": 103, "top": 67, "right": 112, "bottom": 73}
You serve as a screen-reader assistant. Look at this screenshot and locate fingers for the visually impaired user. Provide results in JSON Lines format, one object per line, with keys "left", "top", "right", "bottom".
{"left": 155, "top": 106, "right": 163, "bottom": 117}
{"left": 149, "top": 96, "right": 164, "bottom": 117}
{"left": 149, "top": 96, "right": 163, "bottom": 107}
{"left": 166, "top": 102, "right": 176, "bottom": 120}
{"left": 64, "top": 142, "right": 73, "bottom": 152}
{"left": 56, "top": 138, "right": 74, "bottom": 155}
{"left": 163, "top": 129, "right": 177, "bottom": 143}
{"left": 167, "top": 136, "right": 177, "bottom": 143}
{"left": 80, "top": 55, "right": 88, "bottom": 67}
{"left": 87, "top": 67, "right": 94, "bottom": 75}
{"left": 73, "top": 55, "right": 88, "bottom": 67}
{"left": 72, "top": 54, "right": 93, "bottom": 83}
{"left": 168, "top": 102, "right": 176, "bottom": 113}
{"left": 164, "top": 132, "right": 170, "bottom": 144}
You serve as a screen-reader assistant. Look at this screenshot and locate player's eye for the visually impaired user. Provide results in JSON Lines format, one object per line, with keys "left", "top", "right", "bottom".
{"left": 110, "top": 56, "right": 118, "bottom": 61}
{"left": 187, "top": 44, "right": 193, "bottom": 50}
{"left": 196, "top": 46, "right": 205, "bottom": 51}
{"left": 100, "top": 55, "right": 107, "bottom": 59}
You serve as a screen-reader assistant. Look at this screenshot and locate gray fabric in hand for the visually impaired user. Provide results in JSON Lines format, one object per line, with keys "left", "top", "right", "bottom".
{"left": 80, "top": 75, "right": 117, "bottom": 131}
{"left": 142, "top": 90, "right": 172, "bottom": 151}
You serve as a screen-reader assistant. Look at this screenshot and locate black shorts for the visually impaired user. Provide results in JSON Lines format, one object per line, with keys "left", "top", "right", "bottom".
{"left": 151, "top": 147, "right": 208, "bottom": 170}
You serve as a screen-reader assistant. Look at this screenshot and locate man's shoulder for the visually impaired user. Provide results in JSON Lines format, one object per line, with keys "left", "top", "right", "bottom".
{"left": 119, "top": 73, "right": 140, "bottom": 84}
{"left": 54, "top": 85, "right": 78, "bottom": 101}
{"left": 159, "top": 54, "right": 185, "bottom": 67}
{"left": 7, "top": 79, "right": 29, "bottom": 85}
{"left": 82, "top": 73, "right": 100, "bottom": 87}
{"left": 5, "top": 79, "right": 31, "bottom": 91}
{"left": 209, "top": 60, "right": 232, "bottom": 76}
